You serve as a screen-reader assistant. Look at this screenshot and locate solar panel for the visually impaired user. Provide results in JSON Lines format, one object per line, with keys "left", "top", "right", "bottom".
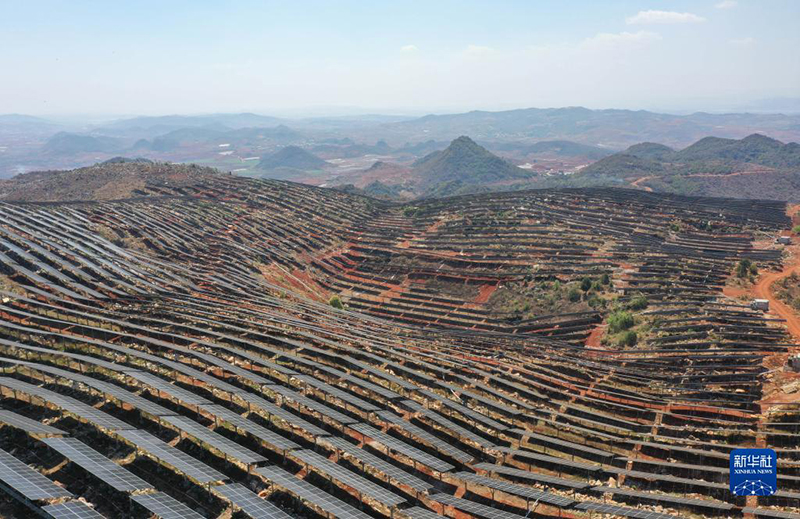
{"left": 430, "top": 493, "right": 525, "bottom": 519}
{"left": 216, "top": 483, "right": 293, "bottom": 519}
{"left": 118, "top": 429, "right": 226, "bottom": 483}
{"left": 455, "top": 471, "right": 575, "bottom": 508}
{"left": 403, "top": 507, "right": 441, "bottom": 519}
{"left": 42, "top": 501, "right": 106, "bottom": 519}
{"left": 323, "top": 437, "right": 432, "bottom": 493}
{"left": 592, "top": 485, "right": 734, "bottom": 511}
{"left": 0, "top": 409, "right": 66, "bottom": 436}
{"left": 574, "top": 502, "right": 680, "bottom": 519}
{"left": 377, "top": 411, "right": 472, "bottom": 463}
{"left": 237, "top": 392, "right": 329, "bottom": 437}
{"left": 270, "top": 385, "right": 358, "bottom": 425}
{"left": 130, "top": 372, "right": 212, "bottom": 406}
{"left": 742, "top": 508, "right": 800, "bottom": 519}
{"left": 132, "top": 492, "right": 206, "bottom": 519}
{"left": 473, "top": 462, "right": 590, "bottom": 490}
{"left": 41, "top": 437, "right": 151, "bottom": 492}
{"left": 90, "top": 380, "right": 177, "bottom": 417}
{"left": 256, "top": 465, "right": 373, "bottom": 519}
{"left": 418, "top": 389, "right": 509, "bottom": 432}
{"left": 350, "top": 423, "right": 454, "bottom": 473}
{"left": 415, "top": 406, "right": 497, "bottom": 449}
{"left": 203, "top": 405, "right": 299, "bottom": 451}
{"left": 496, "top": 446, "right": 601, "bottom": 472}
{"left": 0, "top": 377, "right": 135, "bottom": 431}
{"left": 162, "top": 415, "right": 266, "bottom": 465}
{"left": 0, "top": 448, "right": 72, "bottom": 500}
{"left": 294, "top": 375, "right": 381, "bottom": 412}
{"left": 292, "top": 449, "right": 406, "bottom": 507}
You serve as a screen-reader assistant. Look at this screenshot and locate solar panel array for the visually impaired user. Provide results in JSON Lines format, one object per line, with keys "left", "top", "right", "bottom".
{"left": 324, "top": 437, "right": 433, "bottom": 492}
{"left": 575, "top": 501, "right": 680, "bottom": 519}
{"left": 377, "top": 410, "right": 472, "bottom": 463}
{"left": 403, "top": 507, "right": 441, "bottom": 519}
{"left": 0, "top": 179, "right": 794, "bottom": 519}
{"left": 237, "top": 391, "right": 329, "bottom": 437}
{"left": 0, "top": 448, "right": 73, "bottom": 500}
{"left": 742, "top": 508, "right": 800, "bottom": 519}
{"left": 592, "top": 485, "right": 735, "bottom": 511}
{"left": 257, "top": 465, "right": 373, "bottom": 519}
{"left": 0, "top": 409, "right": 66, "bottom": 436}
{"left": 215, "top": 483, "right": 293, "bottom": 519}
{"left": 0, "top": 377, "right": 135, "bottom": 431}
{"left": 117, "top": 429, "right": 226, "bottom": 483}
{"left": 202, "top": 404, "right": 300, "bottom": 451}
{"left": 42, "top": 501, "right": 107, "bottom": 519}
{"left": 162, "top": 415, "right": 267, "bottom": 465}
{"left": 431, "top": 492, "right": 527, "bottom": 519}
{"left": 351, "top": 423, "right": 454, "bottom": 473}
{"left": 41, "top": 437, "right": 152, "bottom": 492}
{"left": 455, "top": 471, "right": 575, "bottom": 508}
{"left": 130, "top": 372, "right": 212, "bottom": 406}
{"left": 291, "top": 449, "right": 406, "bottom": 507}
{"left": 131, "top": 492, "right": 206, "bottom": 519}
{"left": 270, "top": 384, "right": 359, "bottom": 425}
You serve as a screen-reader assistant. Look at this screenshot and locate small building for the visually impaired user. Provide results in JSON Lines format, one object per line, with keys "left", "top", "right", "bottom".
{"left": 751, "top": 299, "right": 770, "bottom": 311}
{"left": 790, "top": 355, "right": 800, "bottom": 372}
{"left": 777, "top": 236, "right": 791, "bottom": 245}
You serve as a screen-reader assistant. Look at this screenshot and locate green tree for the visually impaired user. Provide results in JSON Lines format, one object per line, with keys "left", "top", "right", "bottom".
{"left": 608, "top": 310, "right": 634, "bottom": 333}
{"left": 618, "top": 330, "right": 638, "bottom": 347}
{"left": 329, "top": 295, "right": 344, "bottom": 309}
{"left": 736, "top": 259, "right": 756, "bottom": 278}
{"left": 567, "top": 287, "right": 581, "bottom": 302}
{"left": 626, "top": 295, "right": 648, "bottom": 311}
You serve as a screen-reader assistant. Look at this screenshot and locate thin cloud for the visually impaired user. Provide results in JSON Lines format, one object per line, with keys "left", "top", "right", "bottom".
{"left": 715, "top": 0, "right": 738, "bottom": 9}
{"left": 626, "top": 10, "right": 706, "bottom": 25}
{"left": 729, "top": 37, "right": 756, "bottom": 47}
{"left": 463, "top": 44, "right": 494, "bottom": 57}
{"left": 400, "top": 45, "right": 418, "bottom": 54}
{"left": 583, "top": 31, "right": 662, "bottom": 48}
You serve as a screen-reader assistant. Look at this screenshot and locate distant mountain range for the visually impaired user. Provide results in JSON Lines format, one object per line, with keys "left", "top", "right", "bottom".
{"left": 379, "top": 107, "right": 800, "bottom": 149}
{"left": 43, "top": 132, "right": 124, "bottom": 155}
{"left": 581, "top": 133, "right": 800, "bottom": 178}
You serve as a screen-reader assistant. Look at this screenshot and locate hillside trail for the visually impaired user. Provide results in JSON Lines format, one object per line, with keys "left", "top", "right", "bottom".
{"left": 629, "top": 167, "right": 771, "bottom": 192}
{"left": 753, "top": 205, "right": 800, "bottom": 341}
{"left": 629, "top": 176, "right": 653, "bottom": 191}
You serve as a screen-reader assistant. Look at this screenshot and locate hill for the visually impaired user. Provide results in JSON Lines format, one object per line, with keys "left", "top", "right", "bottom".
{"left": 42, "top": 132, "right": 124, "bottom": 155}
{"left": 574, "top": 133, "right": 800, "bottom": 199}
{"left": 582, "top": 133, "right": 800, "bottom": 177}
{"left": 0, "top": 161, "right": 794, "bottom": 518}
{"left": 257, "top": 146, "right": 329, "bottom": 171}
{"left": 0, "top": 160, "right": 221, "bottom": 202}
{"left": 624, "top": 142, "right": 675, "bottom": 160}
{"left": 412, "top": 136, "right": 531, "bottom": 196}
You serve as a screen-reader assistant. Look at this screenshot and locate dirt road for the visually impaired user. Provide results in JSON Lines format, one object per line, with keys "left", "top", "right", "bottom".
{"left": 754, "top": 263, "right": 800, "bottom": 341}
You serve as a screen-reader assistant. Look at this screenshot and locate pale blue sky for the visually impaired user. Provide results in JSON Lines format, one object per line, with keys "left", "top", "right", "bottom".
{"left": 1, "top": 1, "right": 798, "bottom": 116}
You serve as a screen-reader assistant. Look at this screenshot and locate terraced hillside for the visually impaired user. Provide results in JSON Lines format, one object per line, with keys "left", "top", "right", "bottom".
{"left": 0, "top": 167, "right": 797, "bottom": 519}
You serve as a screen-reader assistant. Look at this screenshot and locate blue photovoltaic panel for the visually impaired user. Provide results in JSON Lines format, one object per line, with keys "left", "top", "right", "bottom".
{"left": 0, "top": 448, "right": 72, "bottom": 501}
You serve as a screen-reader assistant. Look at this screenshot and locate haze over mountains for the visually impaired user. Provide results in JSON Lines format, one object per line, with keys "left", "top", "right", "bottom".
{"left": 1, "top": 106, "right": 799, "bottom": 200}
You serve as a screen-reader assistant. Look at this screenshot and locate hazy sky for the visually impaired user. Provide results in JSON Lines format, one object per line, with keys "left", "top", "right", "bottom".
{"left": 2, "top": 1, "right": 798, "bottom": 116}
